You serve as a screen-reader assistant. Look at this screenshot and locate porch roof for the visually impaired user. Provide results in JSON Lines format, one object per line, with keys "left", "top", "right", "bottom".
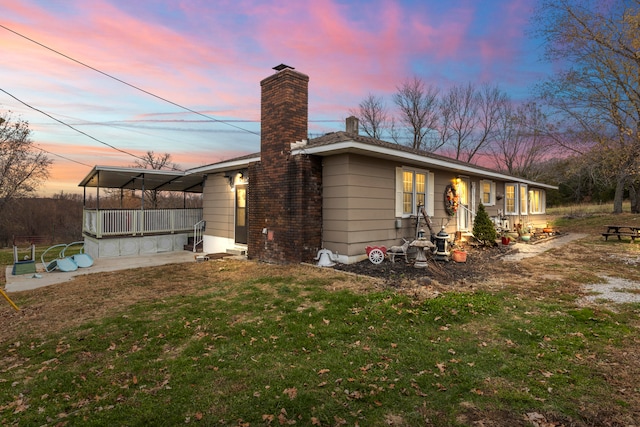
{"left": 78, "top": 165, "right": 206, "bottom": 193}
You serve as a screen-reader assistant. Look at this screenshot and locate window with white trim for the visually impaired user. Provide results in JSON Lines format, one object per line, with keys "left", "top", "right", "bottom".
{"left": 480, "top": 180, "right": 496, "bottom": 206}
{"left": 505, "top": 183, "right": 533, "bottom": 215}
{"left": 528, "top": 188, "right": 546, "bottom": 214}
{"left": 505, "top": 183, "right": 518, "bottom": 215}
{"left": 520, "top": 184, "right": 528, "bottom": 215}
{"left": 396, "top": 167, "right": 434, "bottom": 217}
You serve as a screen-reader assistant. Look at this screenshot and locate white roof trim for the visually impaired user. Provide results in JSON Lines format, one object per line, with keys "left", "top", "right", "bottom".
{"left": 187, "top": 156, "right": 260, "bottom": 174}
{"left": 293, "top": 140, "right": 558, "bottom": 189}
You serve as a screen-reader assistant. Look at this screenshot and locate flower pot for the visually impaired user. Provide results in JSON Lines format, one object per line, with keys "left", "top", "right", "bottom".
{"left": 451, "top": 250, "right": 467, "bottom": 263}
{"left": 520, "top": 234, "right": 531, "bottom": 242}
{"left": 501, "top": 236, "right": 511, "bottom": 245}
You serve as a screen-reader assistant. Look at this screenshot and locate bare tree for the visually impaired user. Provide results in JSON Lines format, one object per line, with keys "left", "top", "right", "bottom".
{"left": 349, "top": 93, "right": 388, "bottom": 139}
{"left": 392, "top": 77, "right": 441, "bottom": 151}
{"left": 492, "top": 102, "right": 553, "bottom": 180}
{"left": 532, "top": 0, "right": 640, "bottom": 213}
{"left": 440, "top": 83, "right": 476, "bottom": 160}
{"left": 134, "top": 151, "right": 178, "bottom": 171}
{"left": 134, "top": 151, "right": 180, "bottom": 209}
{"left": 0, "top": 110, "right": 52, "bottom": 217}
{"left": 440, "top": 82, "right": 508, "bottom": 163}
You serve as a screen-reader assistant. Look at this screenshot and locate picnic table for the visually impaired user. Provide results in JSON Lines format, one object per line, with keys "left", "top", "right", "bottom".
{"left": 602, "top": 225, "right": 640, "bottom": 241}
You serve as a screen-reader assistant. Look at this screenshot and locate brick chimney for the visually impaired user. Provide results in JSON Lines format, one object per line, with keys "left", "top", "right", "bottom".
{"left": 260, "top": 65, "right": 308, "bottom": 163}
{"left": 346, "top": 116, "right": 359, "bottom": 135}
{"left": 247, "top": 65, "right": 322, "bottom": 264}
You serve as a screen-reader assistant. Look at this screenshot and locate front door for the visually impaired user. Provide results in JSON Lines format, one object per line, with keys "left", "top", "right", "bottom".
{"left": 235, "top": 184, "right": 247, "bottom": 245}
{"left": 457, "top": 178, "right": 471, "bottom": 231}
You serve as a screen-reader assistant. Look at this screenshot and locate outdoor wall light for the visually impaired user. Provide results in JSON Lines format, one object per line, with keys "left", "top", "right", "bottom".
{"left": 225, "top": 170, "right": 241, "bottom": 190}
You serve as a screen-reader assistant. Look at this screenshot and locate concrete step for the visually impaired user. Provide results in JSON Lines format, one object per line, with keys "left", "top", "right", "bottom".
{"left": 226, "top": 247, "right": 247, "bottom": 256}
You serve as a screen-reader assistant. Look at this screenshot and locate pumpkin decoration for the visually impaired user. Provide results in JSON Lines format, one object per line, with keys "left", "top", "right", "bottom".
{"left": 444, "top": 184, "right": 459, "bottom": 216}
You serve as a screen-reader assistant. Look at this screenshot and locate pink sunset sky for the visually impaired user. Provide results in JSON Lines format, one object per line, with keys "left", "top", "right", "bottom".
{"left": 1, "top": 0, "right": 552, "bottom": 196}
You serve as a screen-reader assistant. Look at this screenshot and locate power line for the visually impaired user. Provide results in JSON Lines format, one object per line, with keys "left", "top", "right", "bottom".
{"left": 0, "top": 87, "right": 164, "bottom": 167}
{"left": 0, "top": 24, "right": 260, "bottom": 136}
{"left": 35, "top": 145, "right": 93, "bottom": 168}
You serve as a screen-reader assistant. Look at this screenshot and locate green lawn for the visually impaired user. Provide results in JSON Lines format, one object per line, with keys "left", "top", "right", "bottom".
{"left": 2, "top": 272, "right": 639, "bottom": 425}
{"left": 1, "top": 209, "right": 639, "bottom": 425}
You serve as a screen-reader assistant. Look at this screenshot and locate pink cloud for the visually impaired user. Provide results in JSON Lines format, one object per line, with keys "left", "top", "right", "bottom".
{"left": 1, "top": 0, "right": 553, "bottom": 196}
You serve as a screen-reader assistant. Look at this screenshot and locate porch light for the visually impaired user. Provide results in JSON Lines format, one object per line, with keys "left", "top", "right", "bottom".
{"left": 225, "top": 169, "right": 247, "bottom": 190}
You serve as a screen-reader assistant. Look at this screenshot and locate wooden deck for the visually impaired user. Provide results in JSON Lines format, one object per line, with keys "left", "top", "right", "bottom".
{"left": 82, "top": 208, "right": 203, "bottom": 238}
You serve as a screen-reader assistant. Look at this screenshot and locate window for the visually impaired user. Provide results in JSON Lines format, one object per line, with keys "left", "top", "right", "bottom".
{"left": 528, "top": 189, "right": 546, "bottom": 214}
{"left": 505, "top": 183, "right": 518, "bottom": 215}
{"left": 520, "top": 184, "right": 528, "bottom": 215}
{"left": 480, "top": 180, "right": 495, "bottom": 206}
{"left": 505, "top": 183, "right": 536, "bottom": 215}
{"left": 396, "top": 167, "right": 434, "bottom": 217}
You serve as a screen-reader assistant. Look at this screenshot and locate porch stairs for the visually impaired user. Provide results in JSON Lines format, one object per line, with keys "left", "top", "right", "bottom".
{"left": 183, "top": 237, "right": 203, "bottom": 253}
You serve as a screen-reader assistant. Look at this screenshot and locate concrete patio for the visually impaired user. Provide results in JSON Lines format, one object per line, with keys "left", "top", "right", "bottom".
{"left": 4, "top": 251, "right": 200, "bottom": 293}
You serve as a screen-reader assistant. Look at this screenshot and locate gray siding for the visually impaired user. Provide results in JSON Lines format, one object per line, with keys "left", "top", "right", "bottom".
{"left": 323, "top": 154, "right": 402, "bottom": 257}
{"left": 202, "top": 174, "right": 234, "bottom": 239}
{"left": 321, "top": 154, "right": 550, "bottom": 260}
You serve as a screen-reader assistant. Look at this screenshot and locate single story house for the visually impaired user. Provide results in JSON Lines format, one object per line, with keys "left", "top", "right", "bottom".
{"left": 79, "top": 65, "right": 557, "bottom": 264}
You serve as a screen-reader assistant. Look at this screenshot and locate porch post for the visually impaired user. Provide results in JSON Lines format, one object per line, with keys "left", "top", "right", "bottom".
{"left": 140, "top": 174, "right": 145, "bottom": 236}
{"left": 96, "top": 170, "right": 102, "bottom": 238}
{"left": 96, "top": 170, "right": 100, "bottom": 211}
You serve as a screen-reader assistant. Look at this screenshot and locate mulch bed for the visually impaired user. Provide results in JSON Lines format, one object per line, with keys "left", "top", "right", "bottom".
{"left": 332, "top": 242, "right": 515, "bottom": 287}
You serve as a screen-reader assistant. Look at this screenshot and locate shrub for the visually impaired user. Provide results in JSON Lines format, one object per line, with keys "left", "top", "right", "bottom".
{"left": 472, "top": 203, "right": 497, "bottom": 246}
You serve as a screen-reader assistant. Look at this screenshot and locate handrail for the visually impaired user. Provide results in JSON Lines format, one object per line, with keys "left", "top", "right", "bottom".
{"left": 192, "top": 220, "right": 205, "bottom": 252}
{"left": 458, "top": 203, "right": 475, "bottom": 219}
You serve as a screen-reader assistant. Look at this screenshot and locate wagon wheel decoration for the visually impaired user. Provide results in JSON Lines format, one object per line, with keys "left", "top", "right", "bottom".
{"left": 444, "top": 184, "right": 459, "bottom": 217}
{"left": 368, "top": 248, "right": 385, "bottom": 264}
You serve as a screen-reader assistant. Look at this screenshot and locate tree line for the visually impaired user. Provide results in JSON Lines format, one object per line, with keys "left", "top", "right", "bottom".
{"left": 0, "top": 108, "right": 200, "bottom": 246}
{"left": 349, "top": 0, "right": 640, "bottom": 213}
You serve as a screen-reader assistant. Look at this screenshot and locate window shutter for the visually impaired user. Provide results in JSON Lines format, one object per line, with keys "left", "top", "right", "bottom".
{"left": 395, "top": 167, "right": 403, "bottom": 217}
{"left": 490, "top": 181, "right": 496, "bottom": 205}
{"left": 427, "top": 172, "right": 435, "bottom": 216}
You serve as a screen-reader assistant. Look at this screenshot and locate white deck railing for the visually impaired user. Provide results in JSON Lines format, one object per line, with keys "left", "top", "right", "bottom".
{"left": 83, "top": 208, "right": 203, "bottom": 238}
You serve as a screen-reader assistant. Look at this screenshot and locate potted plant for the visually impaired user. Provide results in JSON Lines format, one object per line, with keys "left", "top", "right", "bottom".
{"left": 517, "top": 223, "right": 532, "bottom": 242}
{"left": 501, "top": 231, "right": 511, "bottom": 245}
{"left": 451, "top": 248, "right": 467, "bottom": 263}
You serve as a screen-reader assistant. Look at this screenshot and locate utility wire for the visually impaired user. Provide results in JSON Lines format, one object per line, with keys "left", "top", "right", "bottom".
{"left": 0, "top": 24, "right": 260, "bottom": 136}
{"left": 0, "top": 87, "right": 164, "bottom": 167}
{"left": 35, "top": 145, "right": 93, "bottom": 168}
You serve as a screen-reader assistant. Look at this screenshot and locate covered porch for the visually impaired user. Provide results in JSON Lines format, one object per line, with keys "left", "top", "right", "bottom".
{"left": 78, "top": 166, "right": 206, "bottom": 258}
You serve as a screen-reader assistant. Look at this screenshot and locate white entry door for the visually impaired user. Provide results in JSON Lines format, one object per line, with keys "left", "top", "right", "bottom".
{"left": 457, "top": 178, "right": 471, "bottom": 231}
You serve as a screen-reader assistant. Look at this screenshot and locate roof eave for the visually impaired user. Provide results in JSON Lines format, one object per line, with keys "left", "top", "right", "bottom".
{"left": 295, "top": 141, "right": 558, "bottom": 190}
{"left": 187, "top": 156, "right": 260, "bottom": 174}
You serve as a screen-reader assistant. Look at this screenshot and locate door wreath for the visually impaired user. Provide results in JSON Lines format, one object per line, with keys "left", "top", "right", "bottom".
{"left": 444, "top": 184, "right": 459, "bottom": 216}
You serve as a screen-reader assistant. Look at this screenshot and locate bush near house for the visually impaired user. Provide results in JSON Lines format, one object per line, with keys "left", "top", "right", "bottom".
{"left": 472, "top": 203, "right": 497, "bottom": 246}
